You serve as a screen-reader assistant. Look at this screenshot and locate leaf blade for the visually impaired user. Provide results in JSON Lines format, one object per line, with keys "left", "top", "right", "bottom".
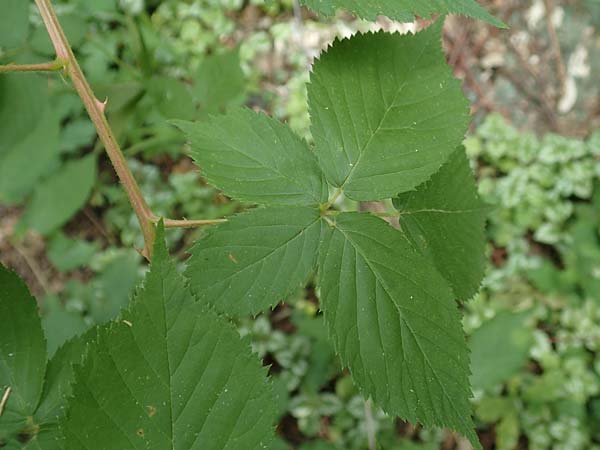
{"left": 175, "top": 109, "right": 327, "bottom": 206}
{"left": 318, "top": 213, "right": 480, "bottom": 448}
{"left": 393, "top": 147, "right": 488, "bottom": 300}
{"left": 308, "top": 23, "right": 470, "bottom": 201}
{"left": 300, "top": 0, "right": 506, "bottom": 28}
{"left": 61, "top": 225, "right": 277, "bottom": 450}
{"left": 186, "top": 207, "right": 322, "bottom": 317}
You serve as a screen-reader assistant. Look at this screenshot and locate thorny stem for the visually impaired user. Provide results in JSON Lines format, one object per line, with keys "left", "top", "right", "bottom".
{"left": 31, "top": 0, "right": 225, "bottom": 259}
{"left": 0, "top": 59, "right": 65, "bottom": 73}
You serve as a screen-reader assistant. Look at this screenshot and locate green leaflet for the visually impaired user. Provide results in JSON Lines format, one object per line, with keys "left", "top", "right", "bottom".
{"left": 20, "top": 154, "right": 97, "bottom": 235}
{"left": 186, "top": 207, "right": 322, "bottom": 317}
{"left": 308, "top": 22, "right": 470, "bottom": 201}
{"left": 317, "top": 213, "right": 480, "bottom": 449}
{"left": 62, "top": 225, "right": 277, "bottom": 450}
{"left": 393, "top": 147, "right": 488, "bottom": 300}
{"left": 175, "top": 109, "right": 327, "bottom": 206}
{"left": 300, "top": 0, "right": 505, "bottom": 28}
{"left": 0, "top": 264, "right": 88, "bottom": 449}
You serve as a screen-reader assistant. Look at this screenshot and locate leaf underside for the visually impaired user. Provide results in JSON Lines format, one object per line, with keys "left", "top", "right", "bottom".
{"left": 186, "top": 207, "right": 322, "bottom": 317}
{"left": 62, "top": 226, "right": 277, "bottom": 450}
{"left": 308, "top": 22, "right": 471, "bottom": 201}
{"left": 175, "top": 108, "right": 327, "bottom": 206}
{"left": 318, "top": 213, "right": 480, "bottom": 449}
{"left": 300, "top": 0, "right": 505, "bottom": 28}
{"left": 393, "top": 147, "right": 488, "bottom": 300}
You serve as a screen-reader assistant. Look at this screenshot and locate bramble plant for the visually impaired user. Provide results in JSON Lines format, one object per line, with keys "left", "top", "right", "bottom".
{"left": 0, "top": 0, "right": 502, "bottom": 449}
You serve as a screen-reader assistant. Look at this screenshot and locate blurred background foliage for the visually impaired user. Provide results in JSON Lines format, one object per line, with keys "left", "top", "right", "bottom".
{"left": 1, "top": 1, "right": 600, "bottom": 449}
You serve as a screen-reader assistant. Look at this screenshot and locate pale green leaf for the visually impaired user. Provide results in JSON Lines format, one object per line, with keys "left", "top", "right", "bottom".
{"left": 470, "top": 312, "right": 533, "bottom": 391}
{"left": 175, "top": 109, "right": 327, "bottom": 206}
{"left": 20, "top": 154, "right": 97, "bottom": 235}
{"left": 195, "top": 48, "right": 246, "bottom": 114}
{"left": 61, "top": 225, "right": 277, "bottom": 450}
{"left": 0, "top": 265, "right": 88, "bottom": 449}
{"left": 300, "top": 0, "right": 505, "bottom": 27}
{"left": 393, "top": 147, "right": 487, "bottom": 300}
{"left": 0, "top": 74, "right": 47, "bottom": 157}
{"left": 308, "top": 22, "right": 470, "bottom": 201}
{"left": 0, "top": 106, "right": 60, "bottom": 204}
{"left": 317, "top": 213, "right": 480, "bottom": 449}
{"left": 186, "top": 207, "right": 322, "bottom": 317}
{"left": 0, "top": 0, "right": 29, "bottom": 49}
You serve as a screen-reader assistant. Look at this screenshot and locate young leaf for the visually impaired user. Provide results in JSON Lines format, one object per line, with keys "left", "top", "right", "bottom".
{"left": 300, "top": 0, "right": 505, "bottom": 28}
{"left": 0, "top": 264, "right": 88, "bottom": 448}
{"left": 174, "top": 109, "right": 327, "bottom": 206}
{"left": 61, "top": 225, "right": 277, "bottom": 450}
{"left": 393, "top": 147, "right": 488, "bottom": 300}
{"left": 308, "top": 22, "right": 470, "bottom": 201}
{"left": 20, "top": 154, "right": 97, "bottom": 235}
{"left": 317, "top": 213, "right": 480, "bottom": 449}
{"left": 186, "top": 207, "right": 322, "bottom": 317}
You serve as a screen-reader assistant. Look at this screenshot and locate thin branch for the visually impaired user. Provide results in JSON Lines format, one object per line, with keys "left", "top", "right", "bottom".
{"left": 0, "top": 59, "right": 65, "bottom": 73}
{"left": 160, "top": 218, "right": 227, "bottom": 229}
{"left": 0, "top": 387, "right": 11, "bottom": 417}
{"left": 364, "top": 399, "right": 377, "bottom": 450}
{"left": 543, "top": 0, "right": 568, "bottom": 100}
{"left": 32, "top": 0, "right": 227, "bottom": 258}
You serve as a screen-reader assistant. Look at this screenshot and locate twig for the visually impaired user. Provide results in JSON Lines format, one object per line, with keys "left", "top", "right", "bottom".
{"left": 543, "top": 0, "right": 568, "bottom": 100}
{"left": 10, "top": 242, "right": 51, "bottom": 296}
{"left": 0, "top": 59, "right": 65, "bottom": 73}
{"left": 0, "top": 387, "right": 11, "bottom": 417}
{"left": 32, "top": 0, "right": 228, "bottom": 259}
{"left": 161, "top": 218, "right": 227, "bottom": 229}
{"left": 364, "top": 399, "right": 377, "bottom": 450}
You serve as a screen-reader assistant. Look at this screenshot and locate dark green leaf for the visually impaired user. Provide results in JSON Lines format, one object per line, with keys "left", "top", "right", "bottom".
{"left": 61, "top": 225, "right": 277, "bottom": 450}
{"left": 300, "top": 0, "right": 505, "bottom": 27}
{"left": 308, "top": 23, "right": 470, "bottom": 201}
{"left": 186, "top": 207, "right": 322, "bottom": 317}
{"left": 175, "top": 109, "right": 327, "bottom": 206}
{"left": 317, "top": 213, "right": 480, "bottom": 448}
{"left": 393, "top": 147, "right": 488, "bottom": 300}
{"left": 0, "top": 265, "right": 88, "bottom": 448}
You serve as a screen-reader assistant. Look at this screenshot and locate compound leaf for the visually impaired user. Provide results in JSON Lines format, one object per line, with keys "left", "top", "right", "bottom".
{"left": 186, "top": 207, "right": 322, "bottom": 317}
{"left": 61, "top": 225, "right": 277, "bottom": 450}
{"left": 175, "top": 109, "right": 327, "bottom": 206}
{"left": 0, "top": 265, "right": 88, "bottom": 449}
{"left": 393, "top": 147, "right": 487, "bottom": 300}
{"left": 317, "top": 213, "right": 480, "bottom": 449}
{"left": 300, "top": 0, "right": 505, "bottom": 28}
{"left": 308, "top": 22, "right": 470, "bottom": 201}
